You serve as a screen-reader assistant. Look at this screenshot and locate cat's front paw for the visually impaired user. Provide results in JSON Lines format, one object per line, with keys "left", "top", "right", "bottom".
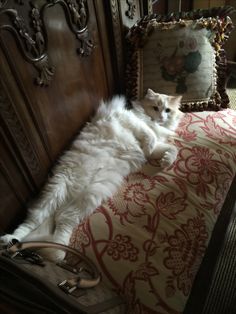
{"left": 143, "top": 138, "right": 157, "bottom": 156}
{"left": 160, "top": 150, "right": 177, "bottom": 168}
{"left": 0, "top": 234, "right": 20, "bottom": 245}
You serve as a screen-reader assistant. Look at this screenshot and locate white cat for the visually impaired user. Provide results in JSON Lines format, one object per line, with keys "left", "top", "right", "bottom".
{"left": 0, "top": 89, "right": 182, "bottom": 260}
{"left": 137, "top": 88, "right": 183, "bottom": 130}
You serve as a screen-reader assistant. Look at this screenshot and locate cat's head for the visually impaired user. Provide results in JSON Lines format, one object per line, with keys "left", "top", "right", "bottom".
{"left": 141, "top": 88, "right": 182, "bottom": 125}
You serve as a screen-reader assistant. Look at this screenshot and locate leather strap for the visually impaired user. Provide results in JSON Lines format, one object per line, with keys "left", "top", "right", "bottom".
{"left": 7, "top": 240, "right": 101, "bottom": 289}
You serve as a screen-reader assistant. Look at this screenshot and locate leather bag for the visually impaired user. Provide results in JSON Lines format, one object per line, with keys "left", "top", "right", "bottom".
{"left": 0, "top": 240, "right": 126, "bottom": 314}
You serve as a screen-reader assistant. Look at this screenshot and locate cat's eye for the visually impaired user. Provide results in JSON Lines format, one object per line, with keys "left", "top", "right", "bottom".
{"left": 165, "top": 108, "right": 171, "bottom": 113}
{"left": 153, "top": 106, "right": 159, "bottom": 112}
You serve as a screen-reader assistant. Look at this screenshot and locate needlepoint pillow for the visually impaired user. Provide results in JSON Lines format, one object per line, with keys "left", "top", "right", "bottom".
{"left": 125, "top": 6, "right": 235, "bottom": 112}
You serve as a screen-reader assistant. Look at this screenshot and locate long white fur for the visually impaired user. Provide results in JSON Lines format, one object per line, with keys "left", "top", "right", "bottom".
{"left": 0, "top": 92, "right": 182, "bottom": 260}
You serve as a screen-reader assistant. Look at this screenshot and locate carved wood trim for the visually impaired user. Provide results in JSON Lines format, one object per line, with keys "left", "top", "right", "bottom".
{"left": 0, "top": 160, "right": 26, "bottom": 204}
{"left": 0, "top": 1, "right": 8, "bottom": 8}
{"left": 93, "top": 1, "right": 114, "bottom": 94}
{"left": 0, "top": 6, "right": 54, "bottom": 86}
{"left": 140, "top": 0, "right": 152, "bottom": 16}
{"left": 125, "top": 0, "right": 136, "bottom": 19}
{"left": 0, "top": 0, "right": 94, "bottom": 86}
{"left": 0, "top": 1, "right": 26, "bottom": 9}
{"left": 45, "top": 0, "right": 94, "bottom": 57}
{"left": 147, "top": 0, "right": 153, "bottom": 14}
{"left": 0, "top": 79, "right": 42, "bottom": 189}
{"left": 0, "top": 39, "right": 53, "bottom": 167}
{"left": 64, "top": 0, "right": 94, "bottom": 56}
{"left": 109, "top": 0, "right": 124, "bottom": 86}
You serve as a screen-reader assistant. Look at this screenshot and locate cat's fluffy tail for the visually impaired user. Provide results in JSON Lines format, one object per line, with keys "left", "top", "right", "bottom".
{"left": 95, "top": 95, "right": 126, "bottom": 119}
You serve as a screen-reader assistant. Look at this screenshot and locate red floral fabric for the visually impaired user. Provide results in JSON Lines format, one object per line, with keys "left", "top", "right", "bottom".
{"left": 69, "top": 109, "right": 236, "bottom": 314}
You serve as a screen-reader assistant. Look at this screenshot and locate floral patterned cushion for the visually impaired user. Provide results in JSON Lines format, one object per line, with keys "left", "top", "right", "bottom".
{"left": 69, "top": 109, "right": 236, "bottom": 313}
{"left": 125, "top": 6, "right": 235, "bottom": 112}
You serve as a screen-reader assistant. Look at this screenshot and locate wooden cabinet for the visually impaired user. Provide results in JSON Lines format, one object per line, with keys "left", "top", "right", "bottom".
{"left": 0, "top": 0, "right": 146, "bottom": 232}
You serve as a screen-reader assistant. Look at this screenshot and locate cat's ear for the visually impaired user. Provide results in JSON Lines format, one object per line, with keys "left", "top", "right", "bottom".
{"left": 145, "top": 88, "right": 157, "bottom": 99}
{"left": 169, "top": 95, "right": 182, "bottom": 107}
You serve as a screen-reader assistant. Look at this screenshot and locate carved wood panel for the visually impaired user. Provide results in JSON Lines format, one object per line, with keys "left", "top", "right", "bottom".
{"left": 107, "top": 0, "right": 142, "bottom": 92}
{"left": 0, "top": 0, "right": 144, "bottom": 232}
{"left": 0, "top": 137, "right": 28, "bottom": 232}
{"left": 0, "top": 0, "right": 95, "bottom": 86}
{"left": 0, "top": 0, "right": 111, "bottom": 160}
{"left": 0, "top": 0, "right": 114, "bottom": 231}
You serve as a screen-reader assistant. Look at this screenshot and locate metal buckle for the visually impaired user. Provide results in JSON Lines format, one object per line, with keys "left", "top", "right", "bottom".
{"left": 58, "top": 279, "right": 78, "bottom": 294}
{"left": 19, "top": 249, "right": 45, "bottom": 266}
{"left": 2, "top": 239, "right": 45, "bottom": 266}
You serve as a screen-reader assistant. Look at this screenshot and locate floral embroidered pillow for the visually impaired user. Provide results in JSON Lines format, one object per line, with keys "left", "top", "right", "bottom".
{"left": 126, "top": 6, "right": 235, "bottom": 111}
